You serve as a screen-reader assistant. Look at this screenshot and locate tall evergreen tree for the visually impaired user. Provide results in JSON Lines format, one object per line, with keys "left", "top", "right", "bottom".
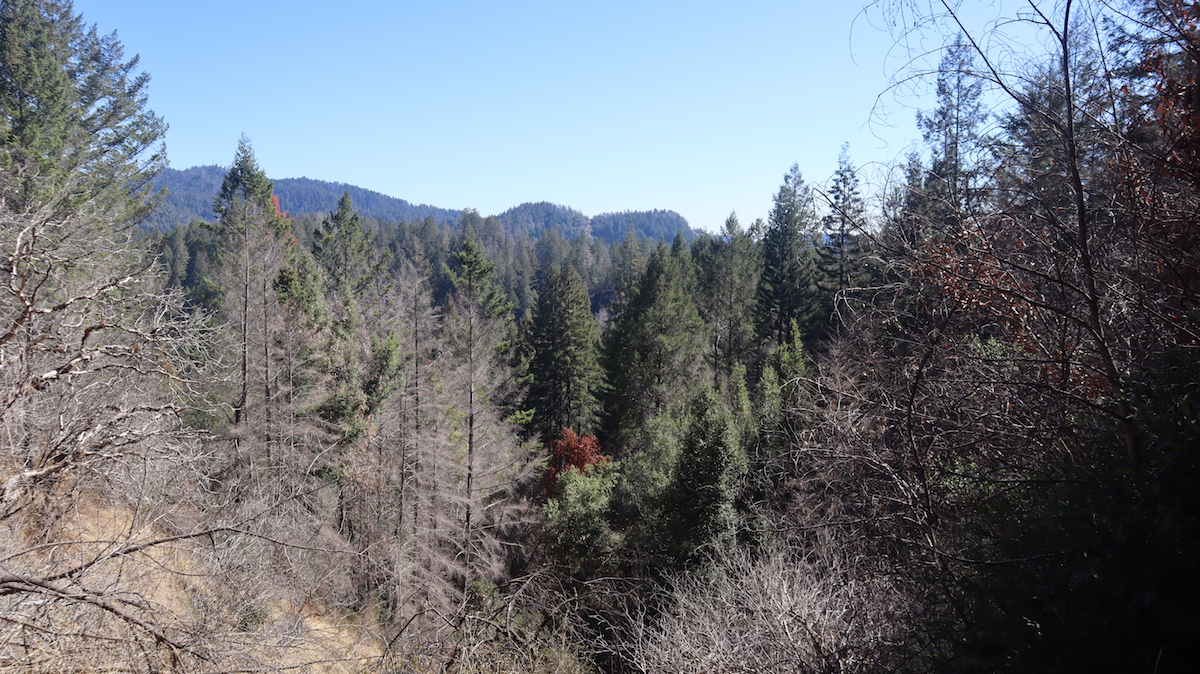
{"left": 211, "top": 136, "right": 292, "bottom": 441}
{"left": 917, "top": 35, "right": 987, "bottom": 231}
{"left": 0, "top": 0, "right": 165, "bottom": 219}
{"left": 817, "top": 145, "right": 866, "bottom": 326}
{"left": 608, "top": 224, "right": 648, "bottom": 317}
{"left": 663, "top": 391, "right": 746, "bottom": 567}
{"left": 602, "top": 244, "right": 706, "bottom": 453}
{"left": 694, "top": 213, "right": 760, "bottom": 395}
{"left": 524, "top": 265, "right": 602, "bottom": 438}
{"left": 756, "top": 164, "right": 819, "bottom": 347}
{"left": 443, "top": 235, "right": 524, "bottom": 581}
{"left": 309, "top": 190, "right": 399, "bottom": 437}
{"left": 313, "top": 190, "right": 379, "bottom": 295}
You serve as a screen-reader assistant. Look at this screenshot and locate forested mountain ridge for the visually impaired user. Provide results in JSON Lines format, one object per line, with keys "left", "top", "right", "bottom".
{"left": 147, "top": 166, "right": 699, "bottom": 244}
{"left": 495, "top": 201, "right": 697, "bottom": 243}
{"left": 143, "top": 165, "right": 460, "bottom": 228}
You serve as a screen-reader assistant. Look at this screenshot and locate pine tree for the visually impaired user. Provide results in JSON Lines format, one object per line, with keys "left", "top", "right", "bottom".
{"left": 211, "top": 136, "right": 292, "bottom": 443}
{"left": 817, "top": 145, "right": 866, "bottom": 325}
{"left": 524, "top": 265, "right": 602, "bottom": 438}
{"left": 917, "top": 35, "right": 986, "bottom": 231}
{"left": 602, "top": 244, "right": 706, "bottom": 453}
{"left": 0, "top": 0, "right": 165, "bottom": 218}
{"left": 756, "top": 164, "right": 819, "bottom": 347}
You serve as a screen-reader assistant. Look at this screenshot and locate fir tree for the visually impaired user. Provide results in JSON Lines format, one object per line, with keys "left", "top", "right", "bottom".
{"left": 602, "top": 244, "right": 706, "bottom": 453}
{"left": 817, "top": 145, "right": 866, "bottom": 327}
{"left": 524, "top": 265, "right": 602, "bottom": 438}
{"left": 756, "top": 164, "right": 819, "bottom": 347}
{"left": 663, "top": 391, "right": 746, "bottom": 567}
{"left": 211, "top": 136, "right": 293, "bottom": 438}
{"left": 0, "top": 0, "right": 165, "bottom": 219}
{"left": 313, "top": 190, "right": 377, "bottom": 295}
{"left": 443, "top": 235, "right": 523, "bottom": 581}
{"left": 917, "top": 35, "right": 986, "bottom": 232}
{"left": 310, "top": 190, "right": 399, "bottom": 437}
{"left": 694, "top": 213, "right": 761, "bottom": 396}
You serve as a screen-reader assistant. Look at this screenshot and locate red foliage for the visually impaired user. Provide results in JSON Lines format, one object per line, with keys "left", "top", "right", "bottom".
{"left": 1150, "top": 4, "right": 1200, "bottom": 180}
{"left": 543, "top": 428, "right": 608, "bottom": 497}
{"left": 271, "top": 193, "right": 293, "bottom": 223}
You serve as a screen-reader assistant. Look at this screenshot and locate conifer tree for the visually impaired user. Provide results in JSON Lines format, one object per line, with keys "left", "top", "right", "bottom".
{"left": 524, "top": 264, "right": 602, "bottom": 438}
{"left": 313, "top": 191, "right": 375, "bottom": 293}
{"left": 0, "top": 0, "right": 165, "bottom": 218}
{"left": 602, "top": 244, "right": 706, "bottom": 453}
{"left": 211, "top": 136, "right": 292, "bottom": 443}
{"left": 663, "top": 391, "right": 746, "bottom": 566}
{"left": 916, "top": 35, "right": 986, "bottom": 231}
{"left": 756, "top": 164, "right": 819, "bottom": 347}
{"left": 309, "top": 191, "right": 399, "bottom": 437}
{"left": 443, "top": 235, "right": 525, "bottom": 581}
{"left": 608, "top": 224, "right": 648, "bottom": 317}
{"left": 818, "top": 145, "right": 866, "bottom": 326}
{"left": 694, "top": 213, "right": 760, "bottom": 395}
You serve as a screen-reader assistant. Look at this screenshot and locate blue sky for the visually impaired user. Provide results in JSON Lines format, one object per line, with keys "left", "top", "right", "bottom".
{"left": 73, "top": 0, "right": 955, "bottom": 232}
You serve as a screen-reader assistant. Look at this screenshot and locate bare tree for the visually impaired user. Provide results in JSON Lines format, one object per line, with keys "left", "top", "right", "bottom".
{"left": 623, "top": 540, "right": 905, "bottom": 674}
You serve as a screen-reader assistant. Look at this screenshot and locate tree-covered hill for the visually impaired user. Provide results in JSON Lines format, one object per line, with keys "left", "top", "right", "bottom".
{"left": 492, "top": 202, "right": 697, "bottom": 243}
{"left": 591, "top": 208, "right": 695, "bottom": 243}
{"left": 143, "top": 166, "right": 460, "bottom": 228}
{"left": 493, "top": 202, "right": 592, "bottom": 238}
{"left": 146, "top": 167, "right": 699, "bottom": 244}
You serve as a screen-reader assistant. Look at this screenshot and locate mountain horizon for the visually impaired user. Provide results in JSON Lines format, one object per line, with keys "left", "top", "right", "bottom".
{"left": 145, "top": 165, "right": 698, "bottom": 244}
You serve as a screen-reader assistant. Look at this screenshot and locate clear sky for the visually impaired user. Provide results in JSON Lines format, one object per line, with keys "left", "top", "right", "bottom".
{"left": 72, "top": 0, "right": 948, "bottom": 232}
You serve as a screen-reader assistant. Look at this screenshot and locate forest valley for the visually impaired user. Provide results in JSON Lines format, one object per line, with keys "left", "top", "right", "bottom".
{"left": 3, "top": 0, "right": 1200, "bottom": 672}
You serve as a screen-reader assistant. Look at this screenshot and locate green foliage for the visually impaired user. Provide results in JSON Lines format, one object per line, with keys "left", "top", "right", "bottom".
{"left": 756, "top": 164, "right": 820, "bottom": 347}
{"left": 609, "top": 415, "right": 682, "bottom": 528}
{"left": 312, "top": 190, "right": 380, "bottom": 295}
{"left": 602, "top": 244, "right": 705, "bottom": 453}
{"left": 727, "top": 363, "right": 755, "bottom": 444}
{"left": 304, "top": 191, "right": 405, "bottom": 440}
{"left": 448, "top": 234, "right": 512, "bottom": 321}
{"left": 0, "top": 0, "right": 165, "bottom": 220}
{"left": 661, "top": 391, "right": 747, "bottom": 566}
{"left": 213, "top": 135, "right": 288, "bottom": 236}
{"left": 361, "top": 332, "right": 404, "bottom": 414}
{"left": 524, "top": 265, "right": 602, "bottom": 437}
{"left": 273, "top": 244, "right": 324, "bottom": 323}
{"left": 693, "top": 213, "right": 761, "bottom": 394}
{"left": 817, "top": 144, "right": 867, "bottom": 327}
{"left": 773, "top": 319, "right": 809, "bottom": 384}
{"left": 946, "top": 350, "right": 1200, "bottom": 673}
{"left": 544, "top": 463, "right": 622, "bottom": 577}
{"left": 916, "top": 35, "right": 986, "bottom": 228}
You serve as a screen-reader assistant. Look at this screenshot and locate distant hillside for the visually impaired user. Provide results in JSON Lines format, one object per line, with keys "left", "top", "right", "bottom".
{"left": 494, "top": 203, "right": 697, "bottom": 244}
{"left": 274, "top": 177, "right": 460, "bottom": 224}
{"left": 145, "top": 167, "right": 697, "bottom": 244}
{"left": 591, "top": 209, "right": 695, "bottom": 243}
{"left": 493, "top": 202, "right": 591, "bottom": 238}
{"left": 143, "top": 165, "right": 226, "bottom": 228}
{"left": 144, "top": 167, "right": 459, "bottom": 229}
